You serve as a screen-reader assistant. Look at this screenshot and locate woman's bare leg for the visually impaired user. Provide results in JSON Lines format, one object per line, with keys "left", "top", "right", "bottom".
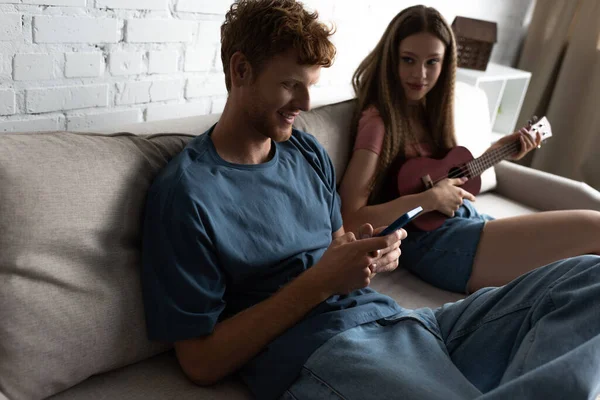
{"left": 467, "top": 210, "right": 600, "bottom": 293}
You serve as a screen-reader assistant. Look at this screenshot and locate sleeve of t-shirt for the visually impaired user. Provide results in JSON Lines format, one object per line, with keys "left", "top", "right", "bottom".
{"left": 141, "top": 183, "right": 226, "bottom": 343}
{"left": 301, "top": 131, "right": 343, "bottom": 233}
{"left": 354, "top": 108, "right": 385, "bottom": 155}
{"left": 326, "top": 153, "right": 343, "bottom": 233}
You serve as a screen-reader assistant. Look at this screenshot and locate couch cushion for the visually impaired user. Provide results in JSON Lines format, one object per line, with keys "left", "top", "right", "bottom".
{"left": 474, "top": 192, "right": 538, "bottom": 218}
{"left": 0, "top": 132, "right": 193, "bottom": 400}
{"left": 48, "top": 351, "right": 252, "bottom": 400}
{"left": 370, "top": 268, "right": 465, "bottom": 310}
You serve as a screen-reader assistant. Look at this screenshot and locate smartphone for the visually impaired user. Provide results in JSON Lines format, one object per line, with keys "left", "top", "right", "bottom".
{"left": 376, "top": 206, "right": 423, "bottom": 237}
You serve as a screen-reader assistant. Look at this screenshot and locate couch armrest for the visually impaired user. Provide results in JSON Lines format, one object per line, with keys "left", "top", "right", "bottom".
{"left": 493, "top": 161, "right": 600, "bottom": 211}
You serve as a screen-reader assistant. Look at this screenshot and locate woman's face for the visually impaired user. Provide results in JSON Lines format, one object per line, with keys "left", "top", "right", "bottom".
{"left": 398, "top": 32, "right": 446, "bottom": 103}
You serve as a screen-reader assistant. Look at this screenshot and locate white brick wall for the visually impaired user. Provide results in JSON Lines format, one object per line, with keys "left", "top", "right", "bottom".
{"left": 109, "top": 51, "right": 144, "bottom": 76}
{"left": 28, "top": 0, "right": 86, "bottom": 6}
{"left": 96, "top": 0, "right": 168, "bottom": 10}
{"left": 33, "top": 16, "right": 120, "bottom": 43}
{"left": 0, "top": 89, "right": 16, "bottom": 116}
{"left": 0, "top": 0, "right": 534, "bottom": 133}
{"left": 186, "top": 74, "right": 227, "bottom": 98}
{"left": 146, "top": 100, "right": 211, "bottom": 121}
{"left": 26, "top": 84, "right": 109, "bottom": 113}
{"left": 177, "top": 0, "right": 231, "bottom": 14}
{"left": 126, "top": 19, "right": 196, "bottom": 43}
{"left": 150, "top": 78, "right": 185, "bottom": 102}
{"left": 66, "top": 109, "right": 141, "bottom": 130}
{"left": 184, "top": 46, "right": 216, "bottom": 72}
{"left": 0, "top": 114, "right": 65, "bottom": 133}
{"left": 115, "top": 81, "right": 151, "bottom": 105}
{"left": 148, "top": 50, "right": 179, "bottom": 74}
{"left": 0, "top": 13, "right": 22, "bottom": 41}
{"left": 65, "top": 52, "right": 104, "bottom": 78}
{"left": 13, "top": 53, "right": 57, "bottom": 80}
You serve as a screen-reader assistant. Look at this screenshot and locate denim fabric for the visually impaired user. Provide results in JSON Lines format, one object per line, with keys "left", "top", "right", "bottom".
{"left": 402, "top": 199, "right": 494, "bottom": 293}
{"left": 283, "top": 256, "right": 600, "bottom": 399}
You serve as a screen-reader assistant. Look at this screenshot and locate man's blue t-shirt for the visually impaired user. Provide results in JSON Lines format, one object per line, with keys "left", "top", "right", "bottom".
{"left": 141, "top": 127, "right": 402, "bottom": 399}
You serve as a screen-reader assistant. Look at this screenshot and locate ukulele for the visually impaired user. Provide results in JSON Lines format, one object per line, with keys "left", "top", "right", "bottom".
{"left": 397, "top": 116, "right": 553, "bottom": 231}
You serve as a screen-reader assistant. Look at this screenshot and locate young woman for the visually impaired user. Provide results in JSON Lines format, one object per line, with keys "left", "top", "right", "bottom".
{"left": 340, "top": 5, "right": 600, "bottom": 294}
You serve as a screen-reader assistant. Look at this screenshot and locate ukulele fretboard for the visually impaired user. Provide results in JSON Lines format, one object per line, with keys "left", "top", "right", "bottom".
{"left": 466, "top": 141, "right": 520, "bottom": 178}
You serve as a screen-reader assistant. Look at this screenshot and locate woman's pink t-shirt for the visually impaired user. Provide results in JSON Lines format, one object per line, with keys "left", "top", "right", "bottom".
{"left": 354, "top": 107, "right": 432, "bottom": 158}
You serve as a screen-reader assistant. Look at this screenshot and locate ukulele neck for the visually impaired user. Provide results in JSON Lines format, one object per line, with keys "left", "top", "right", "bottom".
{"left": 465, "top": 141, "right": 519, "bottom": 178}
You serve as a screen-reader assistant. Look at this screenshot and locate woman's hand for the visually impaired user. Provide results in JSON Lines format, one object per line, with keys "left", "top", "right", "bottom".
{"left": 488, "top": 126, "right": 542, "bottom": 161}
{"left": 429, "top": 177, "right": 476, "bottom": 217}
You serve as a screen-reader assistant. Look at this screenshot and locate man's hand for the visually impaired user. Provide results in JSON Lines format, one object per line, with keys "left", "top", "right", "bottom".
{"left": 359, "top": 223, "right": 405, "bottom": 276}
{"left": 311, "top": 228, "right": 404, "bottom": 295}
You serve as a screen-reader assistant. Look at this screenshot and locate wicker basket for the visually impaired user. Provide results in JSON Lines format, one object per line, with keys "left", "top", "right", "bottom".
{"left": 451, "top": 16, "right": 497, "bottom": 71}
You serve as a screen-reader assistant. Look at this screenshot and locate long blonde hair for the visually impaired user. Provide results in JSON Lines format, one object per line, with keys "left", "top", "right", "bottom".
{"left": 352, "top": 5, "right": 457, "bottom": 204}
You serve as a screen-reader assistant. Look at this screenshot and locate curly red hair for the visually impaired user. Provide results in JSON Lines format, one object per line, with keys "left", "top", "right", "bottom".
{"left": 221, "top": 0, "right": 336, "bottom": 91}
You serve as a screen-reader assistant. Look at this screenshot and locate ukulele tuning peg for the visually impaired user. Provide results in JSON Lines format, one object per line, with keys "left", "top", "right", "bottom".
{"left": 527, "top": 116, "right": 538, "bottom": 129}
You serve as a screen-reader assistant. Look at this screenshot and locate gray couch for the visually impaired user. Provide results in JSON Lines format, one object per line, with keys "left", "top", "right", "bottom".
{"left": 1, "top": 96, "right": 599, "bottom": 400}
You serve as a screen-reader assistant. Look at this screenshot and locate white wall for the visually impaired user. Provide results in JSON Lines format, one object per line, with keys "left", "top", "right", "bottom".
{"left": 0, "top": 0, "right": 533, "bottom": 133}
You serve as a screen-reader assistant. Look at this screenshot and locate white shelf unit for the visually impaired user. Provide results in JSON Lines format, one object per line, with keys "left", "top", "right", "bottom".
{"left": 456, "top": 62, "right": 531, "bottom": 142}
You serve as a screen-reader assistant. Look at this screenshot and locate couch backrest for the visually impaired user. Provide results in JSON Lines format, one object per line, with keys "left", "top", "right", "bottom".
{"left": 0, "top": 132, "right": 193, "bottom": 399}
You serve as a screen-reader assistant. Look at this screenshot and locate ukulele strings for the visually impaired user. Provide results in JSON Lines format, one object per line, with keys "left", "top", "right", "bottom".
{"left": 437, "top": 142, "right": 519, "bottom": 183}
{"left": 430, "top": 141, "right": 520, "bottom": 186}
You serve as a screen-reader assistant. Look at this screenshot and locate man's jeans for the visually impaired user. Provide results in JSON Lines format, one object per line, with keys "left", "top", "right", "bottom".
{"left": 282, "top": 255, "right": 600, "bottom": 399}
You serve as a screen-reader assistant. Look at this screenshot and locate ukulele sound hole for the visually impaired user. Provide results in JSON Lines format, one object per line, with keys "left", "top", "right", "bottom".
{"left": 448, "top": 166, "right": 468, "bottom": 179}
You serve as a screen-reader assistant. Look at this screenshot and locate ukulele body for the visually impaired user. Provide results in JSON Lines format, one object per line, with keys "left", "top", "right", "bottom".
{"left": 397, "top": 146, "right": 481, "bottom": 231}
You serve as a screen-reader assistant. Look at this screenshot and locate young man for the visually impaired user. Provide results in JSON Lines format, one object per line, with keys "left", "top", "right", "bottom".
{"left": 141, "top": 1, "right": 600, "bottom": 399}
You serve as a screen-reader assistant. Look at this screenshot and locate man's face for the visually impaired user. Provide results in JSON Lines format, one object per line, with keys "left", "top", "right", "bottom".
{"left": 242, "top": 50, "right": 321, "bottom": 142}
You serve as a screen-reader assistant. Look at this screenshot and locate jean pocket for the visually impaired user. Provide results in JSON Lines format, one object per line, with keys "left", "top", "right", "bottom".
{"left": 376, "top": 310, "right": 443, "bottom": 340}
